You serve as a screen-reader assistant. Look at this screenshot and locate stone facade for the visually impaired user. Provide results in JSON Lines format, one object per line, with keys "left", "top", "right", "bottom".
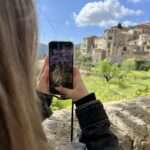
{"left": 80, "top": 23, "right": 150, "bottom": 64}
{"left": 80, "top": 36, "right": 97, "bottom": 55}
{"left": 80, "top": 36, "right": 106, "bottom": 64}
{"left": 43, "top": 96, "right": 150, "bottom": 150}
{"left": 92, "top": 37, "right": 106, "bottom": 63}
{"left": 105, "top": 23, "right": 150, "bottom": 63}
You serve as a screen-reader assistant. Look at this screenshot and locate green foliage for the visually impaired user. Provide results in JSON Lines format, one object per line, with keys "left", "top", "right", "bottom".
{"left": 83, "top": 71, "right": 150, "bottom": 102}
{"left": 136, "top": 85, "right": 150, "bottom": 96}
{"left": 75, "top": 49, "right": 82, "bottom": 66}
{"left": 128, "top": 71, "right": 150, "bottom": 80}
{"left": 52, "top": 98, "right": 71, "bottom": 110}
{"left": 136, "top": 60, "right": 150, "bottom": 71}
{"left": 93, "top": 59, "right": 127, "bottom": 82}
{"left": 93, "top": 59, "right": 114, "bottom": 82}
{"left": 121, "top": 59, "right": 136, "bottom": 72}
{"left": 80, "top": 55, "right": 93, "bottom": 71}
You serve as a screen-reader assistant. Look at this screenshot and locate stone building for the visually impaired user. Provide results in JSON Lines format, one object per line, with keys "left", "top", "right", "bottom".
{"left": 79, "top": 23, "right": 150, "bottom": 64}
{"left": 104, "top": 25, "right": 131, "bottom": 63}
{"left": 138, "top": 34, "right": 150, "bottom": 52}
{"left": 80, "top": 36, "right": 106, "bottom": 64}
{"left": 104, "top": 23, "right": 150, "bottom": 63}
{"left": 80, "top": 36, "right": 97, "bottom": 55}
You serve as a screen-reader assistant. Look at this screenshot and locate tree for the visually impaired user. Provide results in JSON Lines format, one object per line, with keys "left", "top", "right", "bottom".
{"left": 93, "top": 59, "right": 115, "bottom": 82}
{"left": 74, "top": 49, "right": 82, "bottom": 67}
{"left": 121, "top": 59, "right": 136, "bottom": 72}
{"left": 81, "top": 55, "right": 93, "bottom": 71}
{"left": 93, "top": 59, "right": 128, "bottom": 82}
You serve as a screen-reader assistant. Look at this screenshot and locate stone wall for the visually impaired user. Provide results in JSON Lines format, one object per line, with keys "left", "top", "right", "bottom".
{"left": 43, "top": 97, "right": 150, "bottom": 150}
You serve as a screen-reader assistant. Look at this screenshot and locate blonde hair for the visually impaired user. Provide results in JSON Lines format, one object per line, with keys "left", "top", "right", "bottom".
{"left": 0, "top": 0, "right": 48, "bottom": 150}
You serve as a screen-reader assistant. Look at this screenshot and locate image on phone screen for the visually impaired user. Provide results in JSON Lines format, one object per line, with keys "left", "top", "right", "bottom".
{"left": 49, "top": 41, "right": 73, "bottom": 95}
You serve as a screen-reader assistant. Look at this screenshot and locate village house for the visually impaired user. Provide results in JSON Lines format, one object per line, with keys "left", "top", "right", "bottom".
{"left": 105, "top": 23, "right": 150, "bottom": 63}
{"left": 80, "top": 23, "right": 150, "bottom": 64}
{"left": 80, "top": 36, "right": 106, "bottom": 64}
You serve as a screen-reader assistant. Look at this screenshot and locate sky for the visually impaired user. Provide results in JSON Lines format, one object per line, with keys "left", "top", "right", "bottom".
{"left": 36, "top": 0, "right": 150, "bottom": 44}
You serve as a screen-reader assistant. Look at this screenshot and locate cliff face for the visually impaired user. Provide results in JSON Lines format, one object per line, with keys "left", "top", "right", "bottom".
{"left": 43, "top": 97, "right": 150, "bottom": 150}
{"left": 105, "top": 97, "right": 150, "bottom": 150}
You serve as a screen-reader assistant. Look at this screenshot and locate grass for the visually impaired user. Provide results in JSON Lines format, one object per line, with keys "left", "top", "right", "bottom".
{"left": 52, "top": 98, "right": 72, "bottom": 111}
{"left": 52, "top": 70, "right": 150, "bottom": 110}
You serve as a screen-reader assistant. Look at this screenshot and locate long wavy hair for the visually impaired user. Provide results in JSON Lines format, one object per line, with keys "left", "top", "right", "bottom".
{"left": 0, "top": 0, "right": 48, "bottom": 150}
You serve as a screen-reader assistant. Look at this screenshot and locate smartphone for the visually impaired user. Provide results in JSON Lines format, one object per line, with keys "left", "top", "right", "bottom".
{"left": 49, "top": 41, "right": 74, "bottom": 95}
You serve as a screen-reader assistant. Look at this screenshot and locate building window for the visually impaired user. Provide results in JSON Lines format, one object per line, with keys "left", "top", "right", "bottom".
{"left": 108, "top": 36, "right": 112, "bottom": 40}
{"left": 147, "top": 45, "right": 150, "bottom": 49}
{"left": 123, "top": 47, "right": 127, "bottom": 52}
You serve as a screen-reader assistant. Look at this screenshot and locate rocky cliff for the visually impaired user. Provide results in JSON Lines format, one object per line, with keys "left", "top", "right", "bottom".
{"left": 43, "top": 97, "right": 150, "bottom": 150}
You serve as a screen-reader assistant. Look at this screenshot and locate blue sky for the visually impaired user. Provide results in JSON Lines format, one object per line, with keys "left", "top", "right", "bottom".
{"left": 36, "top": 0, "right": 150, "bottom": 44}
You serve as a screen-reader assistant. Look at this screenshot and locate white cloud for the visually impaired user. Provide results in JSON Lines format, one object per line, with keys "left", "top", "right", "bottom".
{"left": 122, "top": 20, "right": 137, "bottom": 27}
{"left": 128, "top": 0, "right": 142, "bottom": 3}
{"left": 73, "top": 0, "right": 143, "bottom": 27}
{"left": 98, "top": 20, "right": 137, "bottom": 27}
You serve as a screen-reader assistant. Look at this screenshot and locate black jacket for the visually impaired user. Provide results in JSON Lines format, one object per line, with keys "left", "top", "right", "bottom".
{"left": 37, "top": 92, "right": 119, "bottom": 150}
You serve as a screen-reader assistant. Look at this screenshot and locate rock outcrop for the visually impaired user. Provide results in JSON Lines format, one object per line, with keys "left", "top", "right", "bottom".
{"left": 43, "top": 97, "right": 150, "bottom": 150}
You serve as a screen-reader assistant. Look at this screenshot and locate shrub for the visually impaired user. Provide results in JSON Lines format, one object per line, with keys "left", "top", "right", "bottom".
{"left": 121, "top": 59, "right": 136, "bottom": 72}
{"left": 52, "top": 99, "right": 71, "bottom": 110}
{"left": 80, "top": 55, "right": 93, "bottom": 71}
{"left": 136, "top": 85, "right": 150, "bottom": 96}
{"left": 93, "top": 59, "right": 125, "bottom": 82}
{"left": 136, "top": 60, "right": 150, "bottom": 71}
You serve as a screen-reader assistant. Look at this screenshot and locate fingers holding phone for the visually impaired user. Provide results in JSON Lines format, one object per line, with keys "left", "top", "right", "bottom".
{"left": 55, "top": 68, "right": 89, "bottom": 102}
{"left": 49, "top": 41, "right": 89, "bottom": 101}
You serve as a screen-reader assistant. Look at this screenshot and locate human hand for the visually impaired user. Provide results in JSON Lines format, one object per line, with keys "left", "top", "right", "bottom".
{"left": 36, "top": 56, "right": 49, "bottom": 94}
{"left": 55, "top": 68, "right": 89, "bottom": 102}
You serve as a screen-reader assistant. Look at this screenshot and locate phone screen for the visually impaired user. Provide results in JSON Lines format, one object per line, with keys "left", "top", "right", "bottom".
{"left": 49, "top": 41, "right": 73, "bottom": 95}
